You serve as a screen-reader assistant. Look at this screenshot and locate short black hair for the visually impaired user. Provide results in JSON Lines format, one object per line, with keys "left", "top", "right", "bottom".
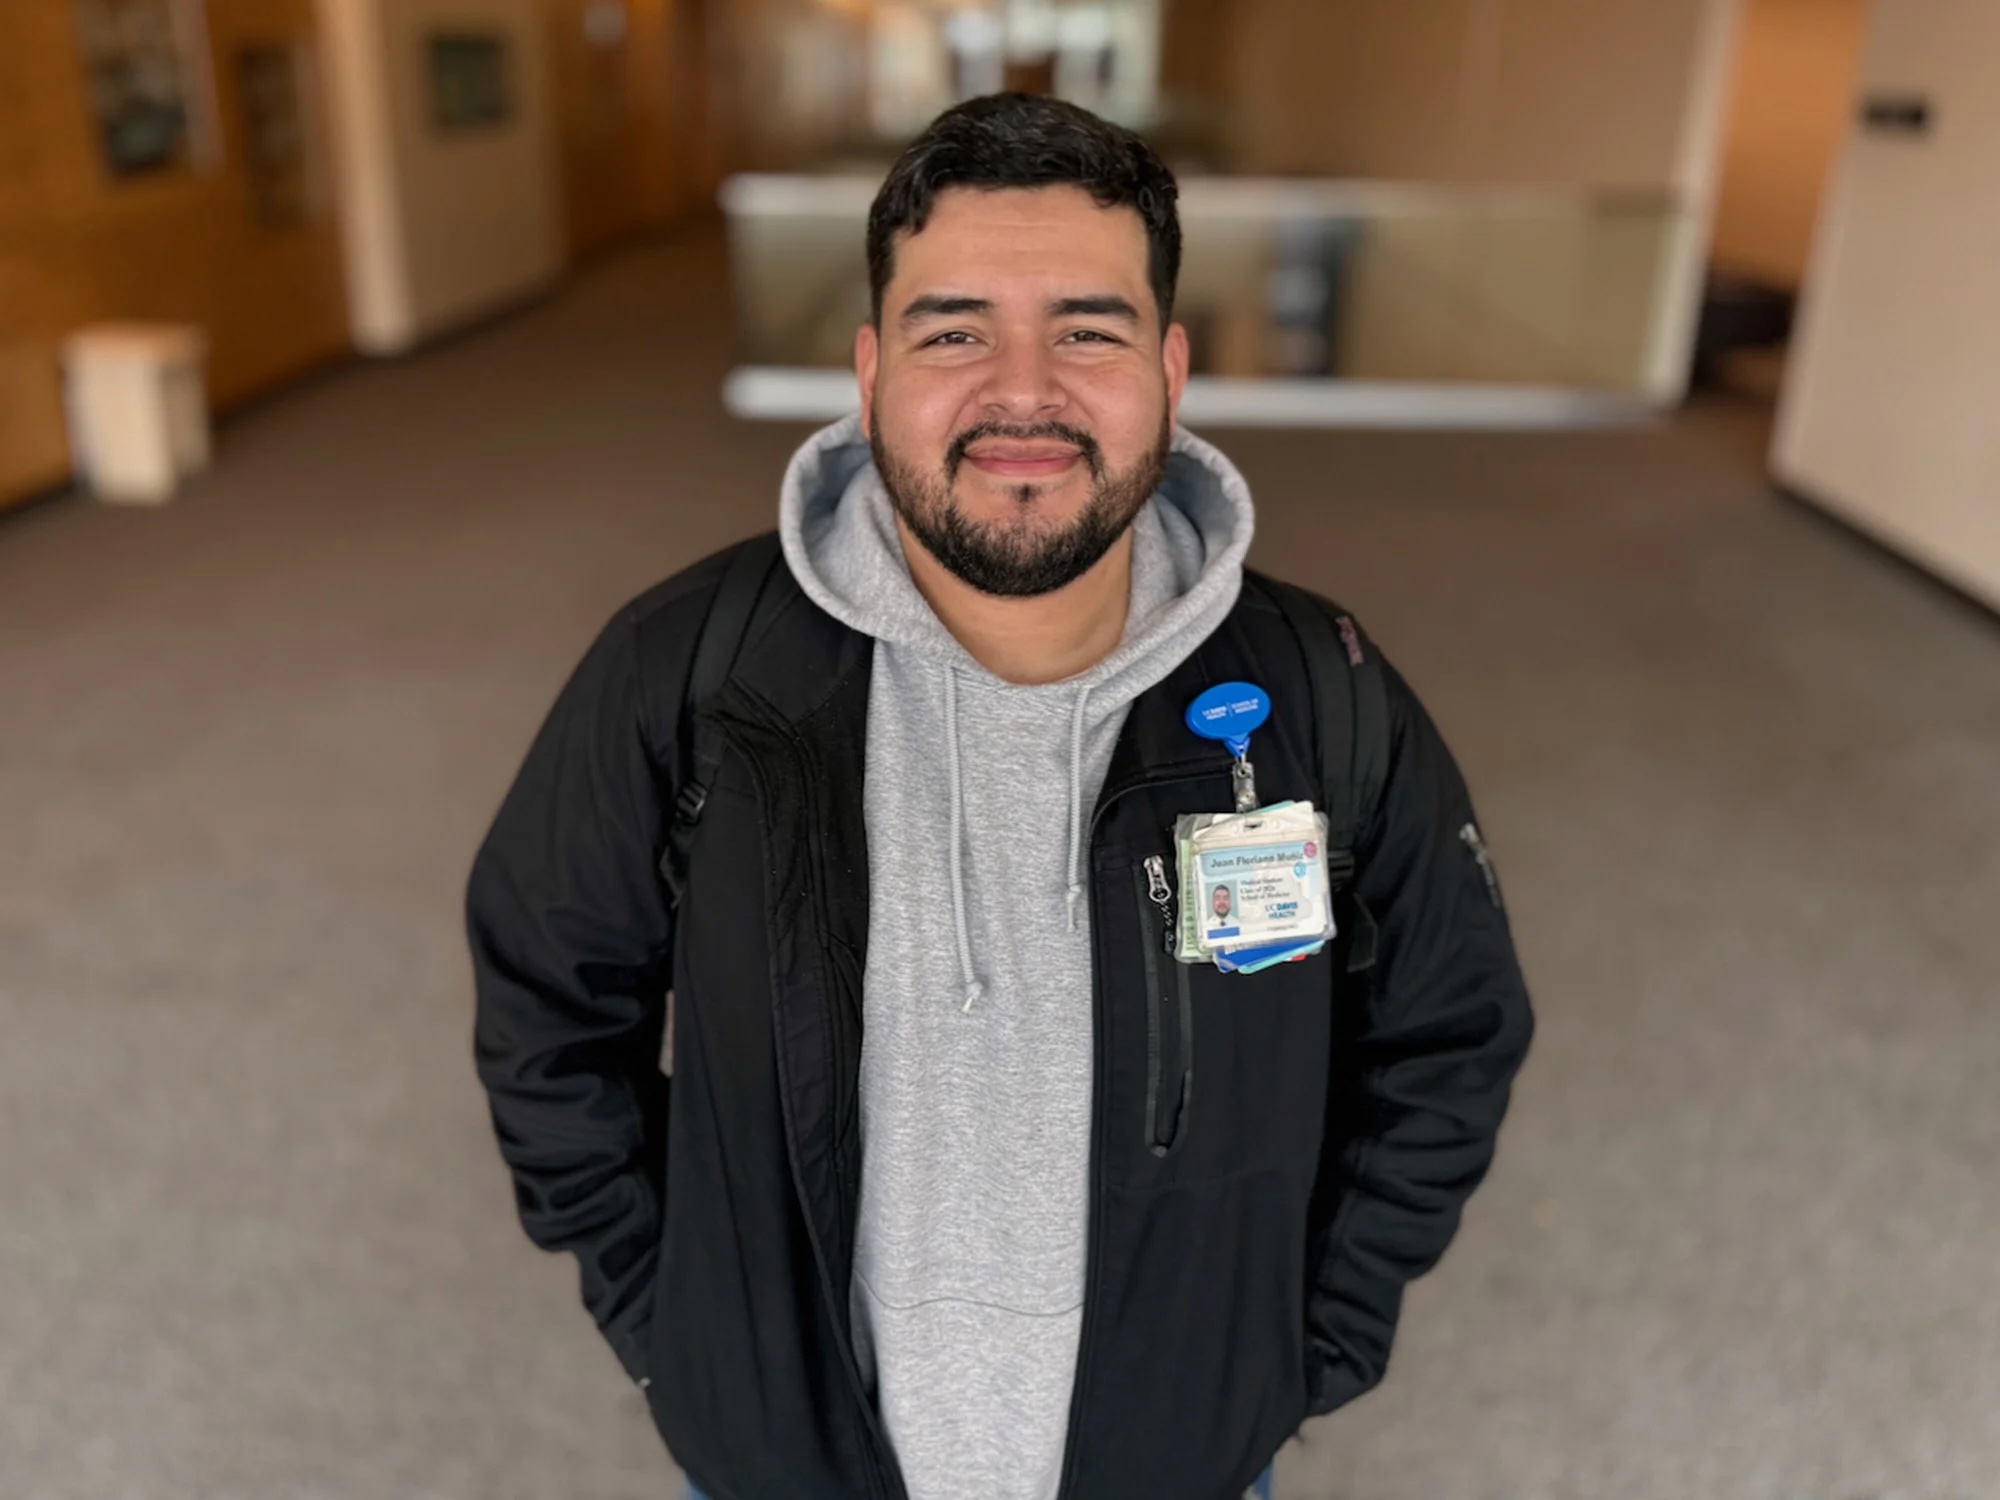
{"left": 866, "top": 93, "right": 1182, "bottom": 328}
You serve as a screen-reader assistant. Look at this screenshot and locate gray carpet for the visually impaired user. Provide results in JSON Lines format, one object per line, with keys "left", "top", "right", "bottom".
{"left": 2, "top": 230, "right": 1995, "bottom": 1500}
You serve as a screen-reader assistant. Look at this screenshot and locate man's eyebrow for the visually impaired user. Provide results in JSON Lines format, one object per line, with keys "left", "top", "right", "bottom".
{"left": 1049, "top": 295, "right": 1141, "bottom": 321}
{"left": 899, "top": 294, "right": 993, "bottom": 324}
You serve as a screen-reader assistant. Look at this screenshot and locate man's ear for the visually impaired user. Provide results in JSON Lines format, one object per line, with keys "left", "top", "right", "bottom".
{"left": 1162, "top": 322, "right": 1190, "bottom": 422}
{"left": 855, "top": 322, "right": 880, "bottom": 439}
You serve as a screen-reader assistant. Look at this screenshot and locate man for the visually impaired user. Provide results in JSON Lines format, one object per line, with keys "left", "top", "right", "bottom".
{"left": 469, "top": 94, "right": 1533, "bottom": 1500}
{"left": 1213, "top": 885, "right": 1233, "bottom": 922}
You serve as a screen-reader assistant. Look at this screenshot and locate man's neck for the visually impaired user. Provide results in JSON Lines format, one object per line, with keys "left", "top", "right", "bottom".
{"left": 894, "top": 520, "right": 1134, "bottom": 686}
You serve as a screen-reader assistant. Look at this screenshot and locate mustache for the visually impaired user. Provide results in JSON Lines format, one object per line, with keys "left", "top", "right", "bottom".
{"left": 945, "top": 422, "right": 1104, "bottom": 480}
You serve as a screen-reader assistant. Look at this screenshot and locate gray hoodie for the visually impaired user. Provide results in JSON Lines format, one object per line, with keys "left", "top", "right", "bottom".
{"left": 778, "top": 416, "right": 1254, "bottom": 1500}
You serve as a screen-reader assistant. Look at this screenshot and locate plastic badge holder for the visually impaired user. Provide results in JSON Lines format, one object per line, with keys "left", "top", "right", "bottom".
{"left": 1174, "top": 805, "right": 1336, "bottom": 970}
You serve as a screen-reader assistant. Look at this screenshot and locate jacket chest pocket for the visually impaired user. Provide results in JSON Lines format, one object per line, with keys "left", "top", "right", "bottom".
{"left": 1133, "top": 857, "right": 1192, "bottom": 1156}
{"left": 1111, "top": 851, "right": 1334, "bottom": 1189}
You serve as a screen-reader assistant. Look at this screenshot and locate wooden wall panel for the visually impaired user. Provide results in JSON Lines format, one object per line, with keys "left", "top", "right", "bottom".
{"left": 1223, "top": 0, "right": 1729, "bottom": 189}
{"left": 542, "top": 0, "right": 703, "bottom": 264}
{"left": 0, "top": 0, "right": 350, "bottom": 508}
{"left": 1711, "top": 0, "right": 1868, "bottom": 289}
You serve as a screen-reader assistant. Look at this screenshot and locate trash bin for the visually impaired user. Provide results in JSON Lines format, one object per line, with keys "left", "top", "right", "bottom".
{"left": 61, "top": 322, "right": 212, "bottom": 504}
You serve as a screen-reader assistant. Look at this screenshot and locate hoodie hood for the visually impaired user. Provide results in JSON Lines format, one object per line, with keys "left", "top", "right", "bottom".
{"left": 778, "top": 414, "right": 1255, "bottom": 1005}
{"left": 779, "top": 415, "right": 1254, "bottom": 682}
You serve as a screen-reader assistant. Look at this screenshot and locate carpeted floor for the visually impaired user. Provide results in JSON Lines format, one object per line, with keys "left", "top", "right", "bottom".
{"left": 2, "top": 229, "right": 1996, "bottom": 1500}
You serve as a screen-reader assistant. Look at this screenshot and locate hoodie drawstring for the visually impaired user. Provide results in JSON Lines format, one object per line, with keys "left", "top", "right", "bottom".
{"left": 943, "top": 669, "right": 984, "bottom": 1012}
{"left": 944, "top": 674, "right": 1095, "bottom": 1010}
{"left": 1064, "top": 683, "right": 1092, "bottom": 932}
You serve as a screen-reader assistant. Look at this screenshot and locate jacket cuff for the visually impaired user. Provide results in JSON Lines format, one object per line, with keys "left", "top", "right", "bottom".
{"left": 1304, "top": 1344, "right": 1378, "bottom": 1418}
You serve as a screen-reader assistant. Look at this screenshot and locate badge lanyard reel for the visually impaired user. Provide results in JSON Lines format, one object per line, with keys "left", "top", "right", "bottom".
{"left": 1177, "top": 683, "right": 1336, "bottom": 974}
{"left": 1186, "top": 684, "right": 1268, "bottom": 812}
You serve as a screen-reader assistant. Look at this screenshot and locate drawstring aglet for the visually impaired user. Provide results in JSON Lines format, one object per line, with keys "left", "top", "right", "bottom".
{"left": 1065, "top": 884, "right": 1083, "bottom": 931}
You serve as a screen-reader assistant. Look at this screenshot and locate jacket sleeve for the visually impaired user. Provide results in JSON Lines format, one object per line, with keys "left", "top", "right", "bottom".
{"left": 1304, "top": 653, "right": 1535, "bottom": 1417}
{"left": 466, "top": 603, "right": 683, "bottom": 1384}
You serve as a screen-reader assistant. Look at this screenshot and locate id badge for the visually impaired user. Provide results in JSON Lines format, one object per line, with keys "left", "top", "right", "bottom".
{"left": 1173, "top": 803, "right": 1337, "bottom": 967}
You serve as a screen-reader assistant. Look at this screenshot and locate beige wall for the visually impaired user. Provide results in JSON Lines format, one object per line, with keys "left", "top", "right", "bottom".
{"left": 1226, "top": 0, "right": 1738, "bottom": 191}
{"left": 319, "top": 0, "right": 563, "bottom": 354}
{"left": 1774, "top": 0, "right": 2000, "bottom": 610}
{"left": 0, "top": 0, "right": 350, "bottom": 508}
{"left": 1711, "top": 0, "right": 1868, "bottom": 288}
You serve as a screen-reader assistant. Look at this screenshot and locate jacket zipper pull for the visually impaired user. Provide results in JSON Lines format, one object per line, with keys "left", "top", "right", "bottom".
{"left": 1459, "top": 822, "right": 1505, "bottom": 911}
{"left": 1144, "top": 854, "right": 1175, "bottom": 952}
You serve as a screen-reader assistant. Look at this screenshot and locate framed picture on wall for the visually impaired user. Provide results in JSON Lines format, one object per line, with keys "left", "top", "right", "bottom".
{"left": 71, "top": 0, "right": 214, "bottom": 177}
{"left": 428, "top": 32, "right": 513, "bottom": 132}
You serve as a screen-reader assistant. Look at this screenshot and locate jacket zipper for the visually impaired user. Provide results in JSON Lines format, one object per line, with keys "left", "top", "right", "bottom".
{"left": 1137, "top": 855, "right": 1191, "bottom": 1156}
{"left": 1057, "top": 763, "right": 1226, "bottom": 1500}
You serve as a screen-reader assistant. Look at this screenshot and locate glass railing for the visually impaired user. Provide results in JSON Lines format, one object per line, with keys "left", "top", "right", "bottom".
{"left": 719, "top": 174, "right": 1699, "bottom": 427}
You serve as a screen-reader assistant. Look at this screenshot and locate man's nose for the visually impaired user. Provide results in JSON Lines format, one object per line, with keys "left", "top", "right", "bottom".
{"left": 978, "top": 337, "right": 1066, "bottom": 422}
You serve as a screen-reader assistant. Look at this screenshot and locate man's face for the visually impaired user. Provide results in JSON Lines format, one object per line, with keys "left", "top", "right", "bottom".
{"left": 1212, "top": 887, "right": 1231, "bottom": 919}
{"left": 856, "top": 185, "right": 1190, "bottom": 598}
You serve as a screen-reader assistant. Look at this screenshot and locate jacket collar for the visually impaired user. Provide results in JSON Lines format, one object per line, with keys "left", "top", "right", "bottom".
{"left": 725, "top": 559, "right": 1242, "bottom": 797}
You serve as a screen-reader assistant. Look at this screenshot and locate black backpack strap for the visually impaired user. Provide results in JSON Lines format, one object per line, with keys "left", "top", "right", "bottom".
{"left": 1260, "top": 578, "right": 1391, "bottom": 972}
{"left": 662, "top": 534, "right": 784, "bottom": 901}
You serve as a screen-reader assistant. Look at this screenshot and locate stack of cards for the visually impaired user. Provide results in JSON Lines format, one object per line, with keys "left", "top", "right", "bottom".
{"left": 1173, "top": 802, "right": 1336, "bottom": 974}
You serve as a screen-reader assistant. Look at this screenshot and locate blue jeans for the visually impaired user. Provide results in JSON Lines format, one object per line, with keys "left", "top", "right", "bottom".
{"left": 690, "top": 1469, "right": 1273, "bottom": 1498}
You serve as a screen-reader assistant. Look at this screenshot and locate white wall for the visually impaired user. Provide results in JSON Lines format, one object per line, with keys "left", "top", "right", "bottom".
{"left": 319, "top": 0, "right": 563, "bottom": 353}
{"left": 1774, "top": 0, "right": 2000, "bottom": 610}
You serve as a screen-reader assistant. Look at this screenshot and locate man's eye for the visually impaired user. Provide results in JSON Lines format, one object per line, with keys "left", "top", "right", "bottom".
{"left": 924, "top": 331, "right": 976, "bottom": 347}
{"left": 1064, "top": 329, "right": 1121, "bottom": 345}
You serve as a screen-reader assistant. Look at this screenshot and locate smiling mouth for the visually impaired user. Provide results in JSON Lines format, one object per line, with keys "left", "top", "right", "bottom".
{"left": 961, "top": 442, "right": 1084, "bottom": 479}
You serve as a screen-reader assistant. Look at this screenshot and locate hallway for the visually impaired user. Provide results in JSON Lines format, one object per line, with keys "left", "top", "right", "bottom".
{"left": 3, "top": 230, "right": 1997, "bottom": 1499}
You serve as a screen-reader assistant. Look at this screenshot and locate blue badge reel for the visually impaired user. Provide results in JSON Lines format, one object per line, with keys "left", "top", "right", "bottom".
{"left": 1185, "top": 682, "right": 1270, "bottom": 813}
{"left": 1185, "top": 681, "right": 1270, "bottom": 757}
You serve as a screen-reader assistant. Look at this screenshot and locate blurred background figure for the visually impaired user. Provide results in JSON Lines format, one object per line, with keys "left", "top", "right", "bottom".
{"left": 2, "top": 2, "right": 1996, "bottom": 1499}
